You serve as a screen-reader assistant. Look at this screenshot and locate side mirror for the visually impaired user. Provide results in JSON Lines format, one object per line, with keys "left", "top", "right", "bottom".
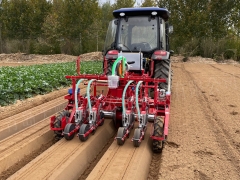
{"left": 169, "top": 25, "right": 173, "bottom": 34}
{"left": 170, "top": 50, "right": 174, "bottom": 55}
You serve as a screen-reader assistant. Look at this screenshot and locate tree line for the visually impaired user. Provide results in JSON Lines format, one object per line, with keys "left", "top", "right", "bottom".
{"left": 0, "top": 0, "right": 239, "bottom": 60}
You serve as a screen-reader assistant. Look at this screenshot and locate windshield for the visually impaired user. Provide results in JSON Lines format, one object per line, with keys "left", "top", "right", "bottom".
{"left": 117, "top": 16, "right": 158, "bottom": 52}
{"left": 104, "top": 20, "right": 117, "bottom": 53}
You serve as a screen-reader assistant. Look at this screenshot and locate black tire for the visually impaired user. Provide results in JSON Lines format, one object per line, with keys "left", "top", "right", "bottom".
{"left": 98, "top": 104, "right": 104, "bottom": 126}
{"left": 152, "top": 117, "right": 164, "bottom": 153}
{"left": 113, "top": 108, "right": 123, "bottom": 129}
{"left": 99, "top": 111, "right": 105, "bottom": 126}
{"left": 106, "top": 61, "right": 114, "bottom": 75}
{"left": 154, "top": 60, "right": 172, "bottom": 91}
{"left": 131, "top": 113, "right": 135, "bottom": 127}
{"left": 63, "top": 123, "right": 75, "bottom": 141}
{"left": 54, "top": 110, "right": 70, "bottom": 136}
{"left": 112, "top": 109, "right": 117, "bottom": 128}
{"left": 133, "top": 128, "right": 141, "bottom": 147}
{"left": 79, "top": 124, "right": 90, "bottom": 142}
{"left": 117, "top": 127, "right": 126, "bottom": 145}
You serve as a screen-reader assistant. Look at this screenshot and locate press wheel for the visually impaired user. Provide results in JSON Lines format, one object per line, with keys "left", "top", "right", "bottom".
{"left": 79, "top": 124, "right": 90, "bottom": 142}
{"left": 63, "top": 123, "right": 75, "bottom": 141}
{"left": 117, "top": 127, "right": 126, "bottom": 145}
{"left": 133, "top": 128, "right": 141, "bottom": 147}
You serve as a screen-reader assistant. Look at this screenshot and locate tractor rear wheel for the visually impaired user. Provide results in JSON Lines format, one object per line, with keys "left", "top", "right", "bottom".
{"left": 106, "top": 60, "right": 114, "bottom": 75}
{"left": 153, "top": 60, "right": 171, "bottom": 91}
{"left": 54, "top": 110, "right": 70, "bottom": 137}
{"left": 152, "top": 117, "right": 164, "bottom": 153}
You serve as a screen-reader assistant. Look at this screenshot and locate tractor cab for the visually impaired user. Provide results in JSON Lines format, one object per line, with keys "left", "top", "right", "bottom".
{"left": 103, "top": 7, "right": 172, "bottom": 75}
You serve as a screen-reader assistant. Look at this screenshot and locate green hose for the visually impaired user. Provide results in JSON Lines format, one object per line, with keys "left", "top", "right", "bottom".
{"left": 136, "top": 81, "right": 143, "bottom": 120}
{"left": 122, "top": 80, "right": 134, "bottom": 115}
{"left": 75, "top": 79, "right": 85, "bottom": 110}
{"left": 87, "top": 79, "right": 96, "bottom": 111}
{"left": 111, "top": 56, "right": 127, "bottom": 76}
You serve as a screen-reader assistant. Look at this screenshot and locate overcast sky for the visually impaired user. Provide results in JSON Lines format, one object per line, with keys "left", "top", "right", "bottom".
{"left": 98, "top": 0, "right": 143, "bottom": 6}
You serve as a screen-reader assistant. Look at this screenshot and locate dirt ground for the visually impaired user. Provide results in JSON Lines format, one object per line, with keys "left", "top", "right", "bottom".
{"left": 156, "top": 62, "right": 240, "bottom": 180}
{"left": 0, "top": 53, "right": 240, "bottom": 180}
{"left": 0, "top": 52, "right": 102, "bottom": 66}
{"left": 0, "top": 87, "right": 69, "bottom": 119}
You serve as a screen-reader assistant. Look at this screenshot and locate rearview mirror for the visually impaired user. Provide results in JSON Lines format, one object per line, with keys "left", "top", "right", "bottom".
{"left": 169, "top": 25, "right": 173, "bottom": 34}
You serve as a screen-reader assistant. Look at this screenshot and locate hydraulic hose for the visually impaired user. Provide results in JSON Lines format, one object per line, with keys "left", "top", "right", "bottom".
{"left": 122, "top": 80, "right": 134, "bottom": 115}
{"left": 136, "top": 81, "right": 143, "bottom": 120}
{"left": 111, "top": 56, "right": 127, "bottom": 76}
{"left": 87, "top": 79, "right": 96, "bottom": 111}
{"left": 75, "top": 79, "right": 85, "bottom": 110}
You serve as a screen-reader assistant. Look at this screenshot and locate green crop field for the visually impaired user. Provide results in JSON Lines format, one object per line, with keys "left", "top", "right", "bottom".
{"left": 0, "top": 61, "right": 102, "bottom": 106}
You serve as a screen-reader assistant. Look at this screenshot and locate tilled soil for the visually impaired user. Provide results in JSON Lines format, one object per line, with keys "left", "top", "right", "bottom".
{"left": 0, "top": 140, "right": 56, "bottom": 180}
{"left": 0, "top": 87, "right": 70, "bottom": 120}
{"left": 0, "top": 52, "right": 102, "bottom": 67}
{"left": 153, "top": 63, "right": 240, "bottom": 180}
{"left": 1, "top": 57, "right": 240, "bottom": 180}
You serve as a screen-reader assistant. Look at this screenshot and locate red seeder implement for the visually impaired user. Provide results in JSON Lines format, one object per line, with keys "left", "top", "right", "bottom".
{"left": 50, "top": 53, "right": 171, "bottom": 153}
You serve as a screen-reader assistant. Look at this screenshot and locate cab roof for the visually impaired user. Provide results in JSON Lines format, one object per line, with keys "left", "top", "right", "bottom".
{"left": 113, "top": 7, "right": 170, "bottom": 21}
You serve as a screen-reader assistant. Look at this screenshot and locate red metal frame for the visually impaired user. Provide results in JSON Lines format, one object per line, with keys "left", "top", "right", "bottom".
{"left": 50, "top": 55, "right": 171, "bottom": 148}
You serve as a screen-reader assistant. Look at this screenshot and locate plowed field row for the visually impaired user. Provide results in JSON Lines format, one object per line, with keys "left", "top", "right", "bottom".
{"left": 0, "top": 86, "right": 85, "bottom": 179}
{"left": 0, "top": 62, "right": 239, "bottom": 180}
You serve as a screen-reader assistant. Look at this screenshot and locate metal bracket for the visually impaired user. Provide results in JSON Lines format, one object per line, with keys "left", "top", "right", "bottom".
{"left": 89, "top": 110, "right": 97, "bottom": 125}
{"left": 139, "top": 114, "right": 147, "bottom": 128}
{"left": 122, "top": 113, "right": 131, "bottom": 127}
{"left": 75, "top": 109, "right": 83, "bottom": 124}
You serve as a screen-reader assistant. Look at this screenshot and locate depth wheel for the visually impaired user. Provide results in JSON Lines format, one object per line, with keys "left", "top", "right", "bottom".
{"left": 54, "top": 110, "right": 70, "bottom": 136}
{"left": 63, "top": 123, "right": 75, "bottom": 141}
{"left": 79, "top": 124, "right": 90, "bottom": 142}
{"left": 131, "top": 113, "right": 135, "bottom": 129}
{"left": 98, "top": 106, "right": 104, "bottom": 126}
{"left": 99, "top": 118, "right": 104, "bottom": 126}
{"left": 152, "top": 117, "right": 164, "bottom": 153}
{"left": 117, "top": 127, "right": 126, "bottom": 145}
{"left": 133, "top": 128, "right": 141, "bottom": 147}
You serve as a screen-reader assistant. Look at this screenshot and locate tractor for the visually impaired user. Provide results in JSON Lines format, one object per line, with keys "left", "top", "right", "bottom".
{"left": 50, "top": 7, "right": 173, "bottom": 153}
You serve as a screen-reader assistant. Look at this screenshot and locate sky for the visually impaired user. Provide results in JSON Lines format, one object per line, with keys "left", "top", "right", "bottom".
{"left": 98, "top": 0, "right": 143, "bottom": 6}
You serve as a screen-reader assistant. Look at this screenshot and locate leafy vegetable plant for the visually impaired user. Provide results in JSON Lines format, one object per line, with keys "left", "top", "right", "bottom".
{"left": 0, "top": 60, "right": 102, "bottom": 106}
